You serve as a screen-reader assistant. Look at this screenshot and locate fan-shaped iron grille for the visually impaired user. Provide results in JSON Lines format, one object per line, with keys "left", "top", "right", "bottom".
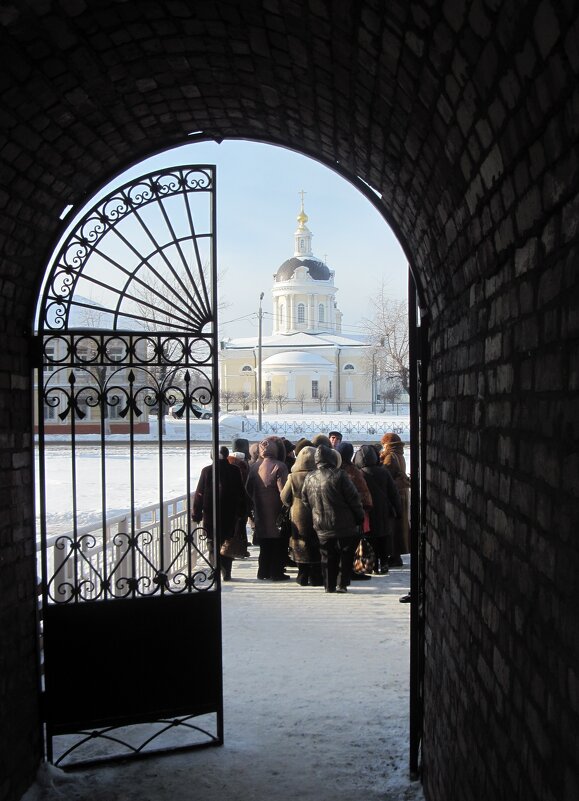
{"left": 34, "top": 164, "right": 223, "bottom": 767}
{"left": 39, "top": 165, "right": 215, "bottom": 333}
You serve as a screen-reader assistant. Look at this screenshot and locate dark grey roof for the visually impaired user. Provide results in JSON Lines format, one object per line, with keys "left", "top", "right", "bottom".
{"left": 275, "top": 257, "right": 331, "bottom": 282}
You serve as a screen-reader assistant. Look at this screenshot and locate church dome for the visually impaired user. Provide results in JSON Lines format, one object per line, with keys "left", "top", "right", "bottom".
{"left": 275, "top": 257, "right": 331, "bottom": 283}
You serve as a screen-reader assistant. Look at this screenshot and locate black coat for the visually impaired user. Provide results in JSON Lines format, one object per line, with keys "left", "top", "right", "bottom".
{"left": 353, "top": 445, "right": 401, "bottom": 539}
{"left": 301, "top": 445, "right": 364, "bottom": 542}
{"left": 193, "top": 459, "right": 247, "bottom": 541}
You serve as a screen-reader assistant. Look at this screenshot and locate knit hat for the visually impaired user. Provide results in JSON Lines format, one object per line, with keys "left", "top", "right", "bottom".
{"left": 335, "top": 441, "right": 354, "bottom": 464}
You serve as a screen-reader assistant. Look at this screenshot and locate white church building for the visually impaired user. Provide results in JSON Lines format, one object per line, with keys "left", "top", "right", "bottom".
{"left": 219, "top": 201, "right": 374, "bottom": 413}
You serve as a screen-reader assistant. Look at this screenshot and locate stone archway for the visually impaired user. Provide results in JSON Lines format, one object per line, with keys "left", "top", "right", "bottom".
{"left": 1, "top": 3, "right": 578, "bottom": 801}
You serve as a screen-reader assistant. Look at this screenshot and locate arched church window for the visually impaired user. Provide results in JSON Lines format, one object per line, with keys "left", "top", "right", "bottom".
{"left": 344, "top": 363, "right": 355, "bottom": 371}
{"left": 318, "top": 304, "right": 324, "bottom": 322}
{"left": 241, "top": 365, "right": 253, "bottom": 372}
{"left": 297, "top": 303, "right": 305, "bottom": 323}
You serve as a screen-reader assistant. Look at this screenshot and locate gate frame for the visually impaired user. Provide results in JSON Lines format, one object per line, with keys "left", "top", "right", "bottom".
{"left": 33, "top": 163, "right": 224, "bottom": 768}
{"left": 409, "top": 269, "right": 428, "bottom": 777}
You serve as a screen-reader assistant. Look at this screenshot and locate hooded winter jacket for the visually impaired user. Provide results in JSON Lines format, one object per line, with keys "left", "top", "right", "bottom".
{"left": 280, "top": 445, "right": 320, "bottom": 563}
{"left": 245, "top": 438, "right": 289, "bottom": 539}
{"left": 353, "top": 444, "right": 401, "bottom": 539}
{"left": 301, "top": 444, "right": 364, "bottom": 542}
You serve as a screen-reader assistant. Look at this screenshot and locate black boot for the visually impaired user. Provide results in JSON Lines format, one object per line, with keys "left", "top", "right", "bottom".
{"left": 296, "top": 565, "right": 309, "bottom": 586}
{"left": 309, "top": 564, "right": 324, "bottom": 586}
{"left": 221, "top": 556, "right": 233, "bottom": 581}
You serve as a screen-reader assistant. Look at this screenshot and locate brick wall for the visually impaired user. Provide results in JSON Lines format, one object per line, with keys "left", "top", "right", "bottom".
{"left": 417, "top": 4, "right": 579, "bottom": 798}
{"left": 0, "top": 2, "right": 578, "bottom": 800}
{"left": 0, "top": 325, "right": 42, "bottom": 800}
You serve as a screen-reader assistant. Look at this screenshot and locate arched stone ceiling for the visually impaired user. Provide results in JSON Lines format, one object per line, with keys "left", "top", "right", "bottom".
{"left": 0, "top": 0, "right": 574, "bottom": 320}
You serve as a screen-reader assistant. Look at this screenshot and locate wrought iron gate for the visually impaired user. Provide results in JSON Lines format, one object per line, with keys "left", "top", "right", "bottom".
{"left": 34, "top": 165, "right": 223, "bottom": 766}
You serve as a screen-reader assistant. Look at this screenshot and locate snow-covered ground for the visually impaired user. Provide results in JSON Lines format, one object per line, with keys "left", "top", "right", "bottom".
{"left": 23, "top": 552, "right": 424, "bottom": 801}
{"left": 36, "top": 444, "right": 214, "bottom": 536}
{"left": 37, "top": 413, "right": 410, "bottom": 537}
{"left": 29, "top": 413, "right": 423, "bottom": 801}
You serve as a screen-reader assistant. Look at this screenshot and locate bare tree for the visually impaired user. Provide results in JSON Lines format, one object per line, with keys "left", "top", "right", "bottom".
{"left": 317, "top": 391, "right": 329, "bottom": 412}
{"left": 238, "top": 390, "right": 251, "bottom": 412}
{"left": 296, "top": 390, "right": 308, "bottom": 414}
{"left": 362, "top": 281, "right": 409, "bottom": 397}
{"left": 220, "top": 387, "right": 237, "bottom": 412}
{"left": 250, "top": 391, "right": 267, "bottom": 413}
{"left": 273, "top": 391, "right": 289, "bottom": 413}
{"left": 378, "top": 377, "right": 404, "bottom": 410}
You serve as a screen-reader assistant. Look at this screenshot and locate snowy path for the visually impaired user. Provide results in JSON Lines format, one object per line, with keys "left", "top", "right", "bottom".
{"left": 26, "top": 552, "right": 424, "bottom": 801}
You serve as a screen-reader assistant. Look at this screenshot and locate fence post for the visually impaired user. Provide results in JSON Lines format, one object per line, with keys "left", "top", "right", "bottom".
{"left": 162, "top": 499, "right": 172, "bottom": 575}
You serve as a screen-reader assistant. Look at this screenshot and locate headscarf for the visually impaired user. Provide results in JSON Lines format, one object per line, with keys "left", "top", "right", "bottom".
{"left": 335, "top": 441, "right": 354, "bottom": 464}
{"left": 353, "top": 444, "right": 379, "bottom": 469}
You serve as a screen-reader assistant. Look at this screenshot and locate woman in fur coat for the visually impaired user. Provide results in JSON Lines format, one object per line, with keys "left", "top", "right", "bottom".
{"left": 379, "top": 433, "right": 410, "bottom": 565}
{"left": 280, "top": 446, "right": 323, "bottom": 586}
{"left": 353, "top": 444, "right": 402, "bottom": 574}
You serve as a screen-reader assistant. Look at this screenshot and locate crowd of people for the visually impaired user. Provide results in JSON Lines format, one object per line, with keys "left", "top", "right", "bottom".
{"left": 192, "top": 430, "right": 411, "bottom": 596}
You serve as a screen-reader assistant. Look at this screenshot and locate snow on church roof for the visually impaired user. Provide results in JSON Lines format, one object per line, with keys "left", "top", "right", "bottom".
{"left": 222, "top": 331, "right": 367, "bottom": 350}
{"left": 262, "top": 350, "right": 334, "bottom": 368}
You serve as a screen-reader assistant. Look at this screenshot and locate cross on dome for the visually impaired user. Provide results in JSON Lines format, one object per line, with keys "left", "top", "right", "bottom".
{"left": 297, "top": 189, "right": 309, "bottom": 227}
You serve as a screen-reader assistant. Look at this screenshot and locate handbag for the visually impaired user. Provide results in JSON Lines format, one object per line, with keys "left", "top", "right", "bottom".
{"left": 220, "top": 531, "right": 247, "bottom": 559}
{"left": 353, "top": 537, "right": 375, "bottom": 574}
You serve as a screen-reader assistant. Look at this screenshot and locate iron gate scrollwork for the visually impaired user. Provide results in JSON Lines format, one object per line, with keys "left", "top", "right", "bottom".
{"left": 35, "top": 165, "right": 223, "bottom": 767}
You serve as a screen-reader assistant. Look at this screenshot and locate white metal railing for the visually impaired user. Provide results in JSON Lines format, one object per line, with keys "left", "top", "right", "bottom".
{"left": 239, "top": 417, "right": 410, "bottom": 439}
{"left": 38, "top": 494, "right": 213, "bottom": 602}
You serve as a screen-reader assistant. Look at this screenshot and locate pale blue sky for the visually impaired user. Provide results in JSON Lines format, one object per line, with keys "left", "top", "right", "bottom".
{"left": 51, "top": 139, "right": 408, "bottom": 338}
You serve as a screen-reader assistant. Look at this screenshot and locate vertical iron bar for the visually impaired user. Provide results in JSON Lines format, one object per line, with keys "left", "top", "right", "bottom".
{"left": 37, "top": 338, "right": 49, "bottom": 607}
{"left": 157, "top": 359, "right": 165, "bottom": 587}
{"left": 408, "top": 269, "right": 421, "bottom": 776}
{"left": 128, "top": 363, "right": 136, "bottom": 599}
{"left": 184, "top": 371, "right": 192, "bottom": 581}
{"left": 100, "top": 335, "right": 109, "bottom": 600}
{"left": 69, "top": 362, "right": 79, "bottom": 600}
{"left": 35, "top": 337, "right": 52, "bottom": 762}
